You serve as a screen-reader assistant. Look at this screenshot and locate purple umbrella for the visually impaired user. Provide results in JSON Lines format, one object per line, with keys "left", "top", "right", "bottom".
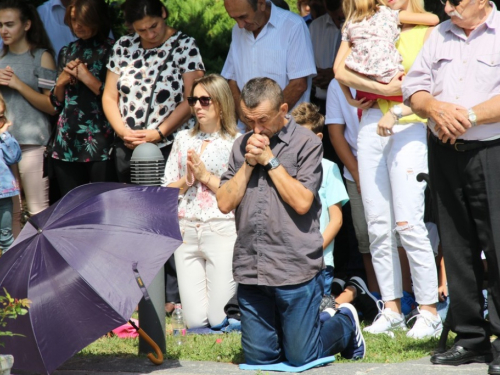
{"left": 0, "top": 183, "right": 182, "bottom": 374}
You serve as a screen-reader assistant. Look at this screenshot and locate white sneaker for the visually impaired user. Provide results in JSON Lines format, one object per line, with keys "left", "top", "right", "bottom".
{"left": 406, "top": 308, "right": 443, "bottom": 339}
{"left": 363, "top": 302, "right": 407, "bottom": 338}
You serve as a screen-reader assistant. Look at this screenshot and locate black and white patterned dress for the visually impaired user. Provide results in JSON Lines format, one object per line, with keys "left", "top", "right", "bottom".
{"left": 106, "top": 31, "right": 205, "bottom": 146}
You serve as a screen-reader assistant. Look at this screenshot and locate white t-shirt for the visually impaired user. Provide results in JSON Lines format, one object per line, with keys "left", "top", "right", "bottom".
{"left": 325, "top": 79, "right": 359, "bottom": 181}
{"left": 309, "top": 14, "right": 342, "bottom": 100}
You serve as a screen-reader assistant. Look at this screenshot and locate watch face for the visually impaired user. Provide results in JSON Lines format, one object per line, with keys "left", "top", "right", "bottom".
{"left": 393, "top": 106, "right": 403, "bottom": 117}
{"left": 270, "top": 158, "right": 280, "bottom": 169}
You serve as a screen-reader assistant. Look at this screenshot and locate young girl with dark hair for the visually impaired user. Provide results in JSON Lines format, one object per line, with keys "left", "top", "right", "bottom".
{"left": 0, "top": 0, "right": 57, "bottom": 236}
{"left": 49, "top": 0, "right": 116, "bottom": 196}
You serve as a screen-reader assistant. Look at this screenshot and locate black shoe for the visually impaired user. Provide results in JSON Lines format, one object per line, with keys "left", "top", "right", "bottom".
{"left": 319, "top": 294, "right": 335, "bottom": 312}
{"left": 345, "top": 276, "right": 379, "bottom": 323}
{"left": 430, "top": 345, "right": 493, "bottom": 366}
{"left": 490, "top": 354, "right": 500, "bottom": 375}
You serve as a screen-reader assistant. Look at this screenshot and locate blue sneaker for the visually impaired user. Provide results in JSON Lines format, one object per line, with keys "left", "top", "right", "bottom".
{"left": 401, "top": 291, "right": 417, "bottom": 316}
{"left": 337, "top": 303, "right": 366, "bottom": 360}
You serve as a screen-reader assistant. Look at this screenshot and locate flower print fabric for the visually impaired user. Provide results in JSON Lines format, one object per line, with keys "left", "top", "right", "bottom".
{"left": 106, "top": 31, "right": 205, "bottom": 146}
{"left": 342, "top": 6, "right": 404, "bottom": 83}
{"left": 162, "top": 129, "right": 240, "bottom": 222}
{"left": 50, "top": 37, "right": 115, "bottom": 162}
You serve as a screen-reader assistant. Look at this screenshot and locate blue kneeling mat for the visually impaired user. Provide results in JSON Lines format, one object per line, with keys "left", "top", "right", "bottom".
{"left": 239, "top": 355, "right": 335, "bottom": 373}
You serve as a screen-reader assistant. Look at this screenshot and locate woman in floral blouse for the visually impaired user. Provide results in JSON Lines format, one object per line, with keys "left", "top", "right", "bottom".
{"left": 50, "top": 0, "right": 115, "bottom": 196}
{"left": 163, "top": 74, "right": 240, "bottom": 328}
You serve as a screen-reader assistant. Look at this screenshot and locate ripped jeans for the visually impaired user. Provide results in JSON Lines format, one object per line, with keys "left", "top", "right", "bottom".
{"left": 357, "top": 108, "right": 438, "bottom": 305}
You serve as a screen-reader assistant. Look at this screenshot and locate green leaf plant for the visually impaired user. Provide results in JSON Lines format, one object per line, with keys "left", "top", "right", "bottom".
{"left": 0, "top": 288, "right": 31, "bottom": 347}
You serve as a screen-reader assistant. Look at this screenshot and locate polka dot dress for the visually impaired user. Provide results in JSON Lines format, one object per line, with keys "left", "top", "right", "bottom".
{"left": 107, "top": 31, "right": 205, "bottom": 145}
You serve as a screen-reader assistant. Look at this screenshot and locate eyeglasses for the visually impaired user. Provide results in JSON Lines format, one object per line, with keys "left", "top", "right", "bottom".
{"left": 440, "top": 0, "right": 462, "bottom": 7}
{"left": 187, "top": 96, "right": 212, "bottom": 107}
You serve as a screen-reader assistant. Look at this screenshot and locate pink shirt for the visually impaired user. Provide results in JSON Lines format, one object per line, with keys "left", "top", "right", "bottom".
{"left": 402, "top": 3, "right": 500, "bottom": 141}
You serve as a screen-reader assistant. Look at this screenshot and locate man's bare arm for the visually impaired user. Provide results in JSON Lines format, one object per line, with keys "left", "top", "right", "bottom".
{"left": 283, "top": 77, "right": 308, "bottom": 110}
{"left": 228, "top": 79, "right": 243, "bottom": 123}
{"left": 217, "top": 162, "right": 254, "bottom": 214}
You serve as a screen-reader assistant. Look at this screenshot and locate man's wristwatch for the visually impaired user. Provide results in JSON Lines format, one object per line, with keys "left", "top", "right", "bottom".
{"left": 468, "top": 109, "right": 477, "bottom": 127}
{"left": 264, "top": 157, "right": 280, "bottom": 171}
{"left": 390, "top": 105, "right": 403, "bottom": 125}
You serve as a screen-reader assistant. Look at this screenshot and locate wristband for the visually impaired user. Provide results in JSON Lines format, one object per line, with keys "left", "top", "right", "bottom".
{"left": 245, "top": 158, "right": 256, "bottom": 167}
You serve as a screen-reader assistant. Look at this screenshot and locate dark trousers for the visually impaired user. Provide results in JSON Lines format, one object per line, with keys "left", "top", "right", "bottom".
{"left": 428, "top": 134, "right": 500, "bottom": 352}
{"left": 52, "top": 159, "right": 117, "bottom": 197}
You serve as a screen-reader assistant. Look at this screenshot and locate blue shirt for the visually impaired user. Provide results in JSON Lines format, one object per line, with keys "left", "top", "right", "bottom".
{"left": 319, "top": 159, "right": 348, "bottom": 267}
{"left": 0, "top": 132, "right": 21, "bottom": 199}
{"left": 37, "top": 0, "right": 77, "bottom": 59}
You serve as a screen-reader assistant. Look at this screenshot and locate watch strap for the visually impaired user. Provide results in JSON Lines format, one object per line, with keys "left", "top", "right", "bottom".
{"left": 264, "top": 157, "right": 280, "bottom": 171}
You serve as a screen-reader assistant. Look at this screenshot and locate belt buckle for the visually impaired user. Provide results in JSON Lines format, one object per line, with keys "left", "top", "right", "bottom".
{"left": 454, "top": 142, "right": 465, "bottom": 152}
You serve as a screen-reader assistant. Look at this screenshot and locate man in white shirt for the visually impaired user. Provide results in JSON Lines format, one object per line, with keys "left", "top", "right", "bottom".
{"left": 37, "top": 0, "right": 76, "bottom": 59}
{"left": 309, "top": 0, "right": 344, "bottom": 112}
{"left": 222, "top": 0, "right": 316, "bottom": 131}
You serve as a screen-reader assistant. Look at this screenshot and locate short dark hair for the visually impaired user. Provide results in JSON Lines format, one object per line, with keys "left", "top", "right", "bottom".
{"left": 270, "top": 0, "right": 290, "bottom": 10}
{"left": 291, "top": 103, "right": 324, "bottom": 134}
{"left": 65, "top": 0, "right": 111, "bottom": 42}
{"left": 246, "top": 0, "right": 258, "bottom": 11}
{"left": 123, "top": 0, "right": 168, "bottom": 25}
{"left": 240, "top": 77, "right": 284, "bottom": 112}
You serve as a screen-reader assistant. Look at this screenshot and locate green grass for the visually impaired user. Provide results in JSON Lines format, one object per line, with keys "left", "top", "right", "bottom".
{"left": 78, "top": 318, "right": 455, "bottom": 364}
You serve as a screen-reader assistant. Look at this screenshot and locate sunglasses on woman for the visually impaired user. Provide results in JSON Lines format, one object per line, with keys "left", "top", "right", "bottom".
{"left": 187, "top": 96, "right": 212, "bottom": 106}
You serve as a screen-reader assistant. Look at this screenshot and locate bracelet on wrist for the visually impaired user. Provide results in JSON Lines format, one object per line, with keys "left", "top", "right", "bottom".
{"left": 245, "top": 158, "right": 256, "bottom": 167}
{"left": 156, "top": 128, "right": 166, "bottom": 142}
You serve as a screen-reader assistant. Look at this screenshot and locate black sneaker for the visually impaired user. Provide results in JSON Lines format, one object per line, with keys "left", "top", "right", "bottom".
{"left": 319, "top": 294, "right": 336, "bottom": 312}
{"left": 346, "top": 276, "right": 379, "bottom": 323}
{"left": 331, "top": 278, "right": 346, "bottom": 297}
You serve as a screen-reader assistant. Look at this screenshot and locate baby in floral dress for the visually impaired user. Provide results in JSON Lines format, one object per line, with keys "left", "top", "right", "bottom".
{"left": 341, "top": 1, "right": 439, "bottom": 83}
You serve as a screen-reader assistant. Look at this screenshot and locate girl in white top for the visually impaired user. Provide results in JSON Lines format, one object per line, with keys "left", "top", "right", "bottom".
{"left": 163, "top": 74, "right": 240, "bottom": 328}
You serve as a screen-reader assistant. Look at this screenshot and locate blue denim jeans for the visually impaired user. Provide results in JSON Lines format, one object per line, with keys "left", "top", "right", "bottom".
{"left": 238, "top": 273, "right": 354, "bottom": 366}
{"left": 322, "top": 266, "right": 334, "bottom": 295}
{"left": 0, "top": 197, "right": 14, "bottom": 252}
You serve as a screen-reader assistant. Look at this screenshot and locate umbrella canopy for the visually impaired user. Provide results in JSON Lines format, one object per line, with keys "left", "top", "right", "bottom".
{"left": 0, "top": 183, "right": 182, "bottom": 374}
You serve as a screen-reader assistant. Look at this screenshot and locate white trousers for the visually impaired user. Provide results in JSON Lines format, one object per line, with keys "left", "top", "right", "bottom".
{"left": 357, "top": 108, "right": 438, "bottom": 305}
{"left": 175, "top": 218, "right": 237, "bottom": 328}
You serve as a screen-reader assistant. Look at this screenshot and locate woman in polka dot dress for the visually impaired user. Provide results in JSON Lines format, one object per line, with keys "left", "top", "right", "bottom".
{"left": 103, "top": 0, "right": 205, "bottom": 182}
{"left": 162, "top": 74, "right": 240, "bottom": 329}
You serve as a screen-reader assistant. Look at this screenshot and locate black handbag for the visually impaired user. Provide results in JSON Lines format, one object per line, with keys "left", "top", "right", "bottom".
{"left": 43, "top": 122, "right": 57, "bottom": 179}
{"left": 113, "top": 35, "right": 180, "bottom": 183}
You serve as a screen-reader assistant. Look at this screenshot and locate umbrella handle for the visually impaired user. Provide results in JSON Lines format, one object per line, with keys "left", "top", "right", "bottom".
{"left": 135, "top": 326, "right": 164, "bottom": 365}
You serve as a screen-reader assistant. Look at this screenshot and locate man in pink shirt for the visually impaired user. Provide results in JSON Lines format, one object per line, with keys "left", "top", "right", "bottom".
{"left": 403, "top": 0, "right": 500, "bottom": 372}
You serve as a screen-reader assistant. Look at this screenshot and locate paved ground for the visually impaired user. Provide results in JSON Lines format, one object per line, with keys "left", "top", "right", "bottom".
{"left": 22, "top": 355, "right": 489, "bottom": 375}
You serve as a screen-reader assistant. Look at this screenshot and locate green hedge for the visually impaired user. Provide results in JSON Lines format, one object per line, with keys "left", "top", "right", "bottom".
{"left": 32, "top": 0, "right": 298, "bottom": 74}
{"left": 33, "top": 0, "right": 483, "bottom": 74}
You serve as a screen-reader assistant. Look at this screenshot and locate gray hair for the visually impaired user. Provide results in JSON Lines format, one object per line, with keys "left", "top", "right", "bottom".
{"left": 240, "top": 77, "right": 284, "bottom": 112}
